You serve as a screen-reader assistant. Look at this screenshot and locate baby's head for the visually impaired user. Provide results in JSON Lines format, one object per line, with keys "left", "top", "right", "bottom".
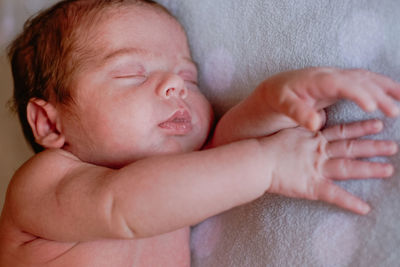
{"left": 9, "top": 0, "right": 213, "bottom": 168}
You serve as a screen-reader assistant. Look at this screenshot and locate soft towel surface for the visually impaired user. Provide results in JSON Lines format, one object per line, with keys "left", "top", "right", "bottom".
{"left": 157, "top": 0, "right": 400, "bottom": 266}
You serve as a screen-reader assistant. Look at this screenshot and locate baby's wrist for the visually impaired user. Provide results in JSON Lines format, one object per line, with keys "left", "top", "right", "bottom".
{"left": 255, "top": 137, "right": 277, "bottom": 194}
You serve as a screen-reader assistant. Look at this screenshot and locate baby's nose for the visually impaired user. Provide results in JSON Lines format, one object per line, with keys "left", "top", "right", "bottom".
{"left": 159, "top": 74, "right": 188, "bottom": 99}
{"left": 164, "top": 87, "right": 187, "bottom": 99}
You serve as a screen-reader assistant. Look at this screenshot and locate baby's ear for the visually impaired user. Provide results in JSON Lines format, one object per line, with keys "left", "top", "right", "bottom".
{"left": 27, "top": 98, "right": 65, "bottom": 149}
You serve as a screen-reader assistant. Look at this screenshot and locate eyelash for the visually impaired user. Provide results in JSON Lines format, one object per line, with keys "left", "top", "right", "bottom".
{"left": 115, "top": 74, "right": 146, "bottom": 79}
{"left": 113, "top": 72, "right": 197, "bottom": 88}
{"left": 185, "top": 80, "right": 197, "bottom": 85}
{"left": 179, "top": 74, "right": 198, "bottom": 87}
{"left": 114, "top": 74, "right": 147, "bottom": 86}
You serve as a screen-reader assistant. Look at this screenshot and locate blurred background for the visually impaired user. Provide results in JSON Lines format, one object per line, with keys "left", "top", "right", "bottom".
{"left": 0, "top": 0, "right": 56, "bottom": 212}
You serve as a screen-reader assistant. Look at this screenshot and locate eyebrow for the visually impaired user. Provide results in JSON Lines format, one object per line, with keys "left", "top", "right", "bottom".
{"left": 100, "top": 47, "right": 197, "bottom": 69}
{"left": 103, "top": 47, "right": 148, "bottom": 62}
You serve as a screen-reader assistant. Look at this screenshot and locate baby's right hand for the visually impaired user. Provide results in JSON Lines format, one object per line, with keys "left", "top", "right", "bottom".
{"left": 260, "top": 67, "right": 400, "bottom": 131}
{"left": 263, "top": 119, "right": 397, "bottom": 215}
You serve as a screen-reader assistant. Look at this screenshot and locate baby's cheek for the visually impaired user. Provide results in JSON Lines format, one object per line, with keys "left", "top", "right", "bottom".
{"left": 189, "top": 92, "right": 213, "bottom": 143}
{"left": 311, "top": 213, "right": 360, "bottom": 267}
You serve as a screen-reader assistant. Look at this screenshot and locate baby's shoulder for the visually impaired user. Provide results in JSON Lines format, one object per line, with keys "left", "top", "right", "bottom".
{"left": 0, "top": 149, "right": 84, "bottom": 247}
{"left": 14, "top": 149, "right": 80, "bottom": 180}
{"left": 7, "top": 149, "right": 83, "bottom": 202}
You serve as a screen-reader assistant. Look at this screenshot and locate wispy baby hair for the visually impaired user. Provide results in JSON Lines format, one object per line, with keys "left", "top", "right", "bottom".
{"left": 8, "top": 0, "right": 171, "bottom": 153}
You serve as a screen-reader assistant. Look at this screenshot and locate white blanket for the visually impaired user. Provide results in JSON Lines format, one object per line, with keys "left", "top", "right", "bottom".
{"left": 158, "top": 0, "right": 400, "bottom": 266}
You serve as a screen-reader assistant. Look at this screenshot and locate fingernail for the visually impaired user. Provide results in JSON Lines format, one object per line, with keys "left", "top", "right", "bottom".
{"left": 365, "top": 102, "right": 377, "bottom": 112}
{"left": 385, "top": 165, "right": 394, "bottom": 176}
{"left": 389, "top": 143, "right": 398, "bottom": 154}
{"left": 372, "top": 120, "right": 383, "bottom": 131}
{"left": 391, "top": 106, "right": 400, "bottom": 117}
{"left": 361, "top": 204, "right": 371, "bottom": 215}
{"left": 393, "top": 143, "right": 399, "bottom": 154}
{"left": 309, "top": 113, "right": 321, "bottom": 131}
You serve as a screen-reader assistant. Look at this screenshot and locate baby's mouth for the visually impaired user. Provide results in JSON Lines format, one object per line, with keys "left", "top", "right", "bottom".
{"left": 158, "top": 110, "right": 193, "bottom": 134}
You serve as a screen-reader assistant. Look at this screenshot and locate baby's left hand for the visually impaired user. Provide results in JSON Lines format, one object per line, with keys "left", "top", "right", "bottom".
{"left": 260, "top": 67, "right": 400, "bottom": 131}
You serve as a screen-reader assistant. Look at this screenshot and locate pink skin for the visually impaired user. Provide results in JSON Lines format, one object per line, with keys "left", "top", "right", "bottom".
{"left": 3, "top": 3, "right": 400, "bottom": 267}
{"left": 255, "top": 68, "right": 400, "bottom": 214}
{"left": 259, "top": 67, "right": 400, "bottom": 131}
{"left": 56, "top": 7, "right": 213, "bottom": 168}
{"left": 265, "top": 119, "right": 397, "bottom": 215}
{"left": 211, "top": 67, "right": 400, "bottom": 214}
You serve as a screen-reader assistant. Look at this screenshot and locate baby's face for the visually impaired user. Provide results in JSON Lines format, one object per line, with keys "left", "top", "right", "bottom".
{"left": 59, "top": 6, "right": 213, "bottom": 168}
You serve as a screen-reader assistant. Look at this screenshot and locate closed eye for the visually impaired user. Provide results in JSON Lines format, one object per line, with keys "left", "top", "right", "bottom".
{"left": 184, "top": 80, "right": 199, "bottom": 90}
{"left": 179, "top": 71, "right": 198, "bottom": 86}
{"left": 114, "top": 74, "right": 146, "bottom": 79}
{"left": 114, "top": 75, "right": 147, "bottom": 85}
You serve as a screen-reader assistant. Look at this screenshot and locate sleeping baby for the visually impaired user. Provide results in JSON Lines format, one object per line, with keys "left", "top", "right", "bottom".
{"left": 0, "top": 0, "right": 399, "bottom": 266}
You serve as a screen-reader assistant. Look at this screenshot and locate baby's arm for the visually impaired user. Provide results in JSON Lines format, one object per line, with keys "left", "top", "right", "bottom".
{"left": 211, "top": 67, "right": 400, "bottom": 146}
{"left": 8, "top": 141, "right": 273, "bottom": 242}
{"left": 8, "top": 120, "right": 396, "bottom": 242}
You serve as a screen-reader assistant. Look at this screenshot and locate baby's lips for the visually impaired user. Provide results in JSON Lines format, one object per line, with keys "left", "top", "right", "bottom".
{"left": 158, "top": 110, "right": 193, "bottom": 135}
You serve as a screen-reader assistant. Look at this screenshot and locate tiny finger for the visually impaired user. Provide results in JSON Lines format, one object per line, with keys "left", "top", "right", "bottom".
{"left": 376, "top": 90, "right": 400, "bottom": 117}
{"left": 326, "top": 139, "right": 398, "bottom": 158}
{"left": 365, "top": 82, "right": 400, "bottom": 117}
{"left": 370, "top": 72, "right": 400, "bottom": 100}
{"left": 322, "top": 119, "right": 383, "bottom": 141}
{"left": 317, "top": 181, "right": 371, "bottom": 215}
{"left": 323, "top": 159, "right": 394, "bottom": 180}
{"left": 338, "top": 86, "right": 377, "bottom": 112}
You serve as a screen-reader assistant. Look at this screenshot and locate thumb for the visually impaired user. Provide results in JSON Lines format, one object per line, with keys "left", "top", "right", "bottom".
{"left": 275, "top": 90, "right": 322, "bottom": 131}
{"left": 282, "top": 100, "right": 322, "bottom": 131}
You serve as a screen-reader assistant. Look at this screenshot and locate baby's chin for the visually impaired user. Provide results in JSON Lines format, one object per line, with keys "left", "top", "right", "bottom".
{"left": 84, "top": 134, "right": 208, "bottom": 169}
{"left": 97, "top": 147, "right": 189, "bottom": 169}
{"left": 153, "top": 138, "right": 200, "bottom": 156}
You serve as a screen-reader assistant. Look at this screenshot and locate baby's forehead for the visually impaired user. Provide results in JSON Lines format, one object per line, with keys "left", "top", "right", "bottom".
{"left": 78, "top": 5, "right": 183, "bottom": 46}
{"left": 75, "top": 6, "right": 187, "bottom": 62}
{"left": 85, "top": 3, "right": 182, "bottom": 36}
{"left": 69, "top": 4, "right": 190, "bottom": 76}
